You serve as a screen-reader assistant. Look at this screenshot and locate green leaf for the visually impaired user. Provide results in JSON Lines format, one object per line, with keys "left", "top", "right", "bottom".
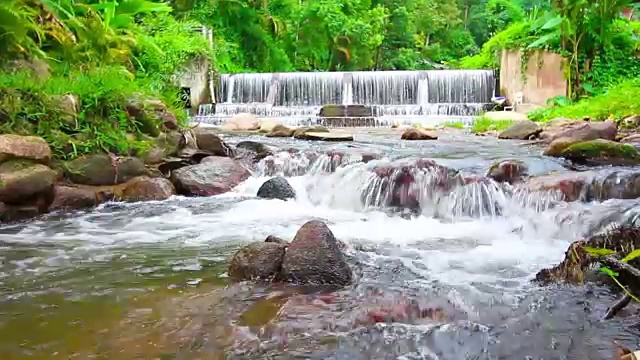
{"left": 541, "top": 16, "right": 564, "bottom": 30}
{"left": 583, "top": 246, "right": 616, "bottom": 257}
{"left": 526, "top": 33, "right": 556, "bottom": 49}
{"left": 622, "top": 249, "right": 640, "bottom": 263}
{"left": 581, "top": 83, "right": 596, "bottom": 94}
{"left": 600, "top": 266, "right": 619, "bottom": 277}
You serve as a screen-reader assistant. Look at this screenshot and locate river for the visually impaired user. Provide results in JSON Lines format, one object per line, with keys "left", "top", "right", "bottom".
{"left": 0, "top": 128, "right": 638, "bottom": 359}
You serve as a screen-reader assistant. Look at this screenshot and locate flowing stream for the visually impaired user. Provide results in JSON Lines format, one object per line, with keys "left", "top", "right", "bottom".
{"left": 0, "top": 129, "right": 639, "bottom": 359}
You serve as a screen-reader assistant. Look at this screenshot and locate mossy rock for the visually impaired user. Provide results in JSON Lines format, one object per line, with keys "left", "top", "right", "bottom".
{"left": 0, "top": 163, "right": 56, "bottom": 204}
{"left": 559, "top": 139, "right": 640, "bottom": 166}
{"left": 0, "top": 159, "right": 39, "bottom": 173}
{"left": 65, "top": 154, "right": 147, "bottom": 186}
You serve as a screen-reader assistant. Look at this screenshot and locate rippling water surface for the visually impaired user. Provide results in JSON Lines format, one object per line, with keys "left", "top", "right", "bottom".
{"left": 0, "top": 129, "right": 639, "bottom": 359}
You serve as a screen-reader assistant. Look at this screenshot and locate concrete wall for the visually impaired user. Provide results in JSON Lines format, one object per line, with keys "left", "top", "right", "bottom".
{"left": 499, "top": 49, "right": 567, "bottom": 112}
{"left": 174, "top": 57, "right": 211, "bottom": 114}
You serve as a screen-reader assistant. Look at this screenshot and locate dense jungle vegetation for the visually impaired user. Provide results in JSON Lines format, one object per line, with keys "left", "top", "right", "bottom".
{"left": 0, "top": 0, "right": 639, "bottom": 159}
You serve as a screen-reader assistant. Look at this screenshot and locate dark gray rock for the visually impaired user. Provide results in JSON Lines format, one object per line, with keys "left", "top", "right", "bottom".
{"left": 257, "top": 176, "right": 296, "bottom": 200}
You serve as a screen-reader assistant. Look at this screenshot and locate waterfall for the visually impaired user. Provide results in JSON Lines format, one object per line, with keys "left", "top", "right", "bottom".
{"left": 195, "top": 69, "right": 495, "bottom": 126}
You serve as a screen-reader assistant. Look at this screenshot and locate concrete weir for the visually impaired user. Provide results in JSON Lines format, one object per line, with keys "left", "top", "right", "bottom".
{"left": 193, "top": 70, "right": 496, "bottom": 127}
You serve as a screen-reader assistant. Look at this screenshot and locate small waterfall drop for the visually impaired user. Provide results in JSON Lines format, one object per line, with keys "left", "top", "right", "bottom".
{"left": 196, "top": 69, "right": 495, "bottom": 126}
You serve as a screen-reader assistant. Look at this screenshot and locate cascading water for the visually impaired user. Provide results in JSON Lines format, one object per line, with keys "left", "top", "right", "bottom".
{"left": 2, "top": 129, "right": 640, "bottom": 359}
{"left": 195, "top": 69, "right": 495, "bottom": 126}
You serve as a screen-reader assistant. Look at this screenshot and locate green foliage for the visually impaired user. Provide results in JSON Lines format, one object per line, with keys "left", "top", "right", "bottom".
{"left": 0, "top": 67, "right": 162, "bottom": 160}
{"left": 450, "top": 21, "right": 535, "bottom": 69}
{"left": 470, "top": 116, "right": 514, "bottom": 133}
{"left": 0, "top": 0, "right": 209, "bottom": 160}
{"left": 136, "top": 13, "right": 213, "bottom": 93}
{"left": 528, "top": 78, "right": 640, "bottom": 122}
{"left": 443, "top": 121, "right": 465, "bottom": 129}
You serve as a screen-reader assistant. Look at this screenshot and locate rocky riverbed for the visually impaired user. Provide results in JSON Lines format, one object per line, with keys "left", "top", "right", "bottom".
{"left": 1, "top": 120, "right": 640, "bottom": 359}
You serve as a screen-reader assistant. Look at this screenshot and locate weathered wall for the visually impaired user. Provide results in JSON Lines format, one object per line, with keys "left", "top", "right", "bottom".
{"left": 174, "top": 57, "right": 211, "bottom": 114}
{"left": 500, "top": 49, "right": 566, "bottom": 111}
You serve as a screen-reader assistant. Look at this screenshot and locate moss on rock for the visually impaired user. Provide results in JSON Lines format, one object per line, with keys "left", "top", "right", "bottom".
{"left": 559, "top": 139, "right": 640, "bottom": 165}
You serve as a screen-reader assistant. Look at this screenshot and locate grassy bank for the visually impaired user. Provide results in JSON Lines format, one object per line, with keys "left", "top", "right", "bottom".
{"left": 470, "top": 116, "right": 515, "bottom": 133}
{"left": 0, "top": 2, "right": 212, "bottom": 160}
{"left": 528, "top": 78, "right": 640, "bottom": 122}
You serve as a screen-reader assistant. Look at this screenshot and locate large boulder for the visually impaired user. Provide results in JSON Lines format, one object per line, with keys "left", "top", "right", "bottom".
{"left": 266, "top": 124, "right": 294, "bottom": 138}
{"left": 498, "top": 120, "right": 541, "bottom": 140}
{"left": 486, "top": 160, "right": 528, "bottom": 184}
{"left": 49, "top": 185, "right": 99, "bottom": 211}
{"left": 228, "top": 242, "right": 286, "bottom": 281}
{"left": 539, "top": 119, "right": 617, "bottom": 143}
{"left": 558, "top": 139, "right": 640, "bottom": 166}
{"left": 401, "top": 128, "right": 438, "bottom": 140}
{"left": 0, "top": 134, "right": 51, "bottom": 164}
{"left": 170, "top": 156, "right": 250, "bottom": 196}
{"left": 122, "top": 176, "right": 175, "bottom": 202}
{"left": 280, "top": 220, "right": 352, "bottom": 286}
{"left": 0, "top": 160, "right": 56, "bottom": 205}
{"left": 221, "top": 113, "right": 261, "bottom": 131}
{"left": 194, "top": 129, "right": 231, "bottom": 156}
{"left": 257, "top": 176, "right": 296, "bottom": 200}
{"left": 64, "top": 154, "right": 147, "bottom": 186}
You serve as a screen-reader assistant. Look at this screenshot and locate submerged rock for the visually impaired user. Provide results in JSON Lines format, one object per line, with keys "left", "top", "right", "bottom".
{"left": 486, "top": 160, "right": 528, "bottom": 184}
{"left": 228, "top": 242, "right": 286, "bottom": 281}
{"left": 122, "top": 176, "right": 175, "bottom": 202}
{"left": 235, "top": 141, "right": 272, "bottom": 162}
{"left": 0, "top": 160, "right": 56, "bottom": 205}
{"left": 519, "top": 171, "right": 589, "bottom": 202}
{"left": 170, "top": 156, "right": 250, "bottom": 196}
{"left": 366, "top": 159, "right": 460, "bottom": 212}
{"left": 498, "top": 120, "right": 541, "bottom": 140}
{"left": 65, "top": 154, "right": 147, "bottom": 186}
{"left": 296, "top": 131, "right": 353, "bottom": 142}
{"left": 520, "top": 169, "right": 640, "bottom": 202}
{"left": 281, "top": 220, "right": 352, "bottom": 286}
{"left": 292, "top": 126, "right": 329, "bottom": 138}
{"left": 401, "top": 128, "right": 438, "bottom": 140}
{"left": 0, "top": 134, "right": 51, "bottom": 164}
{"left": 221, "top": 113, "right": 261, "bottom": 131}
{"left": 257, "top": 176, "right": 296, "bottom": 200}
{"left": 559, "top": 139, "right": 640, "bottom": 166}
{"left": 266, "top": 124, "right": 294, "bottom": 138}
